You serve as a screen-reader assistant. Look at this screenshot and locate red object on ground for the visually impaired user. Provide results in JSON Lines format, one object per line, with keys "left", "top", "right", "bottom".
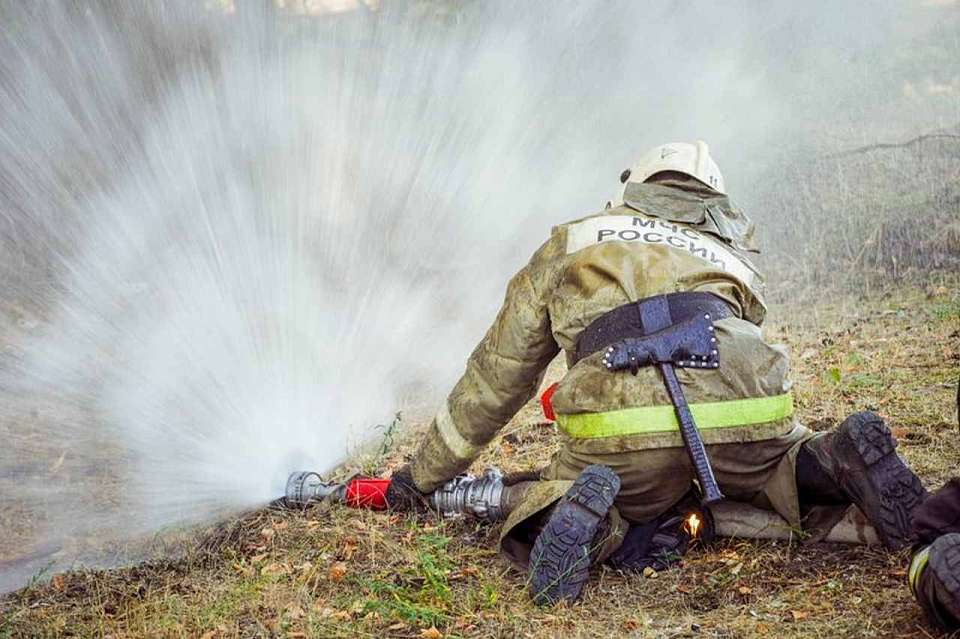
{"left": 540, "top": 382, "right": 559, "bottom": 422}
{"left": 344, "top": 477, "right": 391, "bottom": 509}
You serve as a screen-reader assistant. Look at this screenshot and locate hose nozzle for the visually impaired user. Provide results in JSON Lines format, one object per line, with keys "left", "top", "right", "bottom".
{"left": 284, "top": 471, "right": 341, "bottom": 508}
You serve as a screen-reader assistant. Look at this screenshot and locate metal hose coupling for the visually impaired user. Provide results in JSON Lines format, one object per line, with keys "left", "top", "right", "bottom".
{"left": 284, "top": 471, "right": 344, "bottom": 508}
{"left": 430, "top": 468, "right": 507, "bottom": 522}
{"left": 283, "top": 467, "right": 522, "bottom": 521}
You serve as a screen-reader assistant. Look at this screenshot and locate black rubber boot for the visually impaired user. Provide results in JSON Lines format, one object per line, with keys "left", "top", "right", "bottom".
{"left": 910, "top": 533, "right": 960, "bottom": 632}
{"left": 829, "top": 411, "right": 927, "bottom": 550}
{"left": 527, "top": 465, "right": 620, "bottom": 605}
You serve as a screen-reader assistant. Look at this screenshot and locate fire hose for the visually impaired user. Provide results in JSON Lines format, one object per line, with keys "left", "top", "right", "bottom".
{"left": 283, "top": 467, "right": 880, "bottom": 545}
{"left": 284, "top": 467, "right": 531, "bottom": 523}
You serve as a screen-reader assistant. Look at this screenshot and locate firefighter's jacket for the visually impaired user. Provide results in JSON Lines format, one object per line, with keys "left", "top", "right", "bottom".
{"left": 410, "top": 179, "right": 796, "bottom": 492}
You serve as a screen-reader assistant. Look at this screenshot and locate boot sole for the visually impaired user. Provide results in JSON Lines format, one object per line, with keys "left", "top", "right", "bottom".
{"left": 835, "top": 411, "right": 927, "bottom": 550}
{"left": 929, "top": 533, "right": 960, "bottom": 620}
{"left": 528, "top": 465, "right": 620, "bottom": 605}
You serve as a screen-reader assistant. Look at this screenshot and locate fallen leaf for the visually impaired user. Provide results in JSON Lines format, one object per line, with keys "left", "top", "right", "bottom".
{"left": 450, "top": 567, "right": 479, "bottom": 580}
{"left": 273, "top": 521, "right": 289, "bottom": 531}
{"left": 388, "top": 622, "right": 407, "bottom": 631}
{"left": 342, "top": 539, "right": 358, "bottom": 560}
{"left": 200, "top": 632, "right": 217, "bottom": 639}
{"left": 890, "top": 426, "right": 908, "bottom": 440}
{"left": 261, "top": 562, "right": 289, "bottom": 576}
{"left": 420, "top": 627, "right": 443, "bottom": 639}
{"left": 251, "top": 553, "right": 268, "bottom": 563}
{"left": 351, "top": 518, "right": 371, "bottom": 531}
{"left": 730, "top": 562, "right": 743, "bottom": 575}
{"left": 49, "top": 451, "right": 67, "bottom": 475}
{"left": 642, "top": 566, "right": 658, "bottom": 578}
{"left": 328, "top": 562, "right": 347, "bottom": 581}
{"left": 738, "top": 586, "right": 752, "bottom": 595}
{"left": 51, "top": 575, "right": 65, "bottom": 592}
{"left": 260, "top": 527, "right": 276, "bottom": 539}
{"left": 232, "top": 562, "right": 254, "bottom": 577}
{"left": 286, "top": 605, "right": 305, "bottom": 619}
{"left": 790, "top": 610, "right": 809, "bottom": 621}
{"left": 454, "top": 618, "right": 475, "bottom": 631}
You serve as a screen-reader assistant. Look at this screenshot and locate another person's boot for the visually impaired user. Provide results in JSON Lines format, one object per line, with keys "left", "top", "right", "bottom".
{"left": 797, "top": 410, "right": 926, "bottom": 550}
{"left": 527, "top": 464, "right": 620, "bottom": 605}
{"left": 909, "top": 533, "right": 960, "bottom": 632}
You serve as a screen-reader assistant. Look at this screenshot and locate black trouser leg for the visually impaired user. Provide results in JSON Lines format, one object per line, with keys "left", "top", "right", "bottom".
{"left": 795, "top": 439, "right": 846, "bottom": 507}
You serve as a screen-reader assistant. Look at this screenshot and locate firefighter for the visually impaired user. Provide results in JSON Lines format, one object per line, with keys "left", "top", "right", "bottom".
{"left": 909, "top": 479, "right": 960, "bottom": 632}
{"left": 907, "top": 394, "right": 960, "bottom": 632}
{"left": 385, "top": 141, "right": 927, "bottom": 605}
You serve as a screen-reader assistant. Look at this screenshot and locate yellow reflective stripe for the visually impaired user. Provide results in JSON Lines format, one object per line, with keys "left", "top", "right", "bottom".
{"left": 909, "top": 546, "right": 931, "bottom": 595}
{"left": 555, "top": 393, "right": 794, "bottom": 439}
{"left": 434, "top": 402, "right": 480, "bottom": 460}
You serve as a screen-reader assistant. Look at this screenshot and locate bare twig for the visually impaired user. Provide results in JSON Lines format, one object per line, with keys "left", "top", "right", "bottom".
{"left": 826, "top": 133, "right": 960, "bottom": 159}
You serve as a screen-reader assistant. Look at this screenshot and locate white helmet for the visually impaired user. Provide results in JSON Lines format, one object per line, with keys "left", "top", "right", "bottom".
{"left": 621, "top": 140, "right": 725, "bottom": 196}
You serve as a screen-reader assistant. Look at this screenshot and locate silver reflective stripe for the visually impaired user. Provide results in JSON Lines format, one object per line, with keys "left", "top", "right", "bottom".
{"left": 565, "top": 213, "right": 758, "bottom": 287}
{"left": 435, "top": 402, "right": 480, "bottom": 460}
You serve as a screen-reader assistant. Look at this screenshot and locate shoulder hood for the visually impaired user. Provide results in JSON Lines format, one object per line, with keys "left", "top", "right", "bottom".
{"left": 621, "top": 182, "right": 759, "bottom": 253}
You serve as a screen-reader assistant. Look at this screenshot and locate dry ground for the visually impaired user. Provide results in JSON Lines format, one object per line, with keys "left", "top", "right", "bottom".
{"left": 2, "top": 274, "right": 958, "bottom": 639}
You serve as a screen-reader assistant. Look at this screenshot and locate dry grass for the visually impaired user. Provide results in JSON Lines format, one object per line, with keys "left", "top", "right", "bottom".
{"left": 1, "top": 274, "right": 958, "bottom": 639}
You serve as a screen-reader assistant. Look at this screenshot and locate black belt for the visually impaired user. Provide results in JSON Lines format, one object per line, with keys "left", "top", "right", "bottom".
{"left": 572, "top": 292, "right": 733, "bottom": 366}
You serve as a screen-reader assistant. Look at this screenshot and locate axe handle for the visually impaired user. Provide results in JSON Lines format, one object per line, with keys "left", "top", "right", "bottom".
{"left": 659, "top": 363, "right": 724, "bottom": 504}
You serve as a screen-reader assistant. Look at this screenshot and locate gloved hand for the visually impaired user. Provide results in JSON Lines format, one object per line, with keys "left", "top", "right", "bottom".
{"left": 384, "top": 465, "right": 432, "bottom": 513}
